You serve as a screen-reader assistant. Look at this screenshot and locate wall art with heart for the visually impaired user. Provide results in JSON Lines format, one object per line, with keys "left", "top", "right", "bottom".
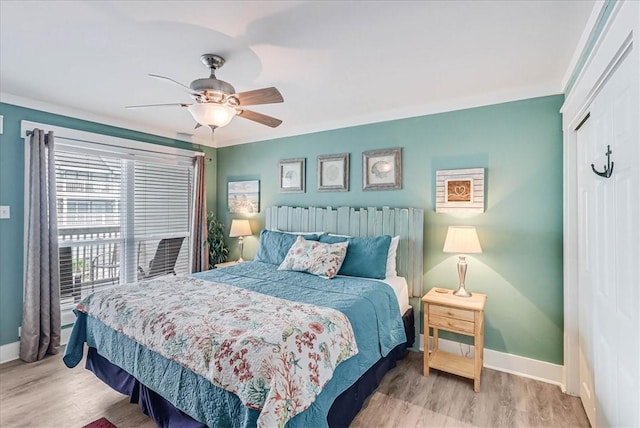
{"left": 435, "top": 168, "right": 485, "bottom": 213}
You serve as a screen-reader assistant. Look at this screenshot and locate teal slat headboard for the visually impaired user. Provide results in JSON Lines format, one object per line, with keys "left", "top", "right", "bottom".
{"left": 265, "top": 206, "right": 424, "bottom": 297}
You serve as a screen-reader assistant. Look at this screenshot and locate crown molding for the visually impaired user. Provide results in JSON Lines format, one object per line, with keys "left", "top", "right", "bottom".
{"left": 0, "top": 92, "right": 213, "bottom": 147}
{"left": 3, "top": 83, "right": 560, "bottom": 150}
{"left": 216, "top": 83, "right": 561, "bottom": 147}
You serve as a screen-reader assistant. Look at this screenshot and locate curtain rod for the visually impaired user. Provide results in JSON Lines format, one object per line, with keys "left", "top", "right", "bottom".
{"left": 22, "top": 122, "right": 205, "bottom": 158}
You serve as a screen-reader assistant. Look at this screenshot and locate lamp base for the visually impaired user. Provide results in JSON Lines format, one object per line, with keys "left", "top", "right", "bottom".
{"left": 453, "top": 285, "right": 472, "bottom": 297}
{"left": 237, "top": 237, "right": 245, "bottom": 263}
{"left": 454, "top": 255, "right": 472, "bottom": 297}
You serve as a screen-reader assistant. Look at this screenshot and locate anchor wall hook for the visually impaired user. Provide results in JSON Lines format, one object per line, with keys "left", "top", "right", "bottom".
{"left": 591, "top": 145, "right": 614, "bottom": 178}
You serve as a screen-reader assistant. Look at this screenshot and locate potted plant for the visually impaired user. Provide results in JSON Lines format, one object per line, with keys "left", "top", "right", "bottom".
{"left": 206, "top": 212, "right": 229, "bottom": 267}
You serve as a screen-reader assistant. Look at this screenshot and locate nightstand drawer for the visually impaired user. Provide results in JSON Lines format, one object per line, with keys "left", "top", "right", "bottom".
{"left": 430, "top": 305, "right": 475, "bottom": 322}
{"left": 429, "top": 313, "right": 475, "bottom": 335}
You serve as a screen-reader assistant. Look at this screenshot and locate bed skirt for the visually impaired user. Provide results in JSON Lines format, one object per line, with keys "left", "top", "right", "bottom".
{"left": 86, "top": 307, "right": 415, "bottom": 427}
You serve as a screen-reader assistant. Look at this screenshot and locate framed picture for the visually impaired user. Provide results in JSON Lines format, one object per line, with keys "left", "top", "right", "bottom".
{"left": 362, "top": 147, "right": 402, "bottom": 191}
{"left": 279, "top": 158, "right": 305, "bottom": 193}
{"left": 435, "top": 168, "right": 485, "bottom": 213}
{"left": 317, "top": 153, "right": 349, "bottom": 192}
{"left": 228, "top": 180, "right": 260, "bottom": 213}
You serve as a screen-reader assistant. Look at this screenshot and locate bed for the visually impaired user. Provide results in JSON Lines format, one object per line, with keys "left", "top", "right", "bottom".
{"left": 64, "top": 206, "right": 424, "bottom": 427}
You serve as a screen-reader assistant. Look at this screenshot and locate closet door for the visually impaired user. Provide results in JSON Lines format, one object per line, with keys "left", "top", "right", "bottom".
{"left": 576, "top": 115, "right": 596, "bottom": 426}
{"left": 585, "top": 45, "right": 639, "bottom": 427}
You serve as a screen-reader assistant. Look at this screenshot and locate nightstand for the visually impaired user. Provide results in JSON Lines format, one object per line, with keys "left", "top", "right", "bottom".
{"left": 214, "top": 261, "right": 240, "bottom": 268}
{"left": 422, "top": 287, "right": 487, "bottom": 392}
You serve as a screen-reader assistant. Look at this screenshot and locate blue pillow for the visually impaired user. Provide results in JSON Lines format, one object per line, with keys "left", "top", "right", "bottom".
{"left": 319, "top": 234, "right": 392, "bottom": 279}
{"left": 254, "top": 229, "right": 319, "bottom": 265}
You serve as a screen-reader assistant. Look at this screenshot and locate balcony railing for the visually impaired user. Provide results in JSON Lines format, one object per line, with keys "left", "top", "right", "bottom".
{"left": 59, "top": 226, "right": 120, "bottom": 310}
{"left": 59, "top": 226, "right": 190, "bottom": 311}
{"left": 58, "top": 214, "right": 119, "bottom": 227}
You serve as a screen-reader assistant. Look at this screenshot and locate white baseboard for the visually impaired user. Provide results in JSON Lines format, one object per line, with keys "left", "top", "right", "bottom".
{"left": 0, "top": 341, "right": 20, "bottom": 364}
{"left": 0, "top": 326, "right": 72, "bottom": 364}
{"left": 418, "top": 334, "right": 564, "bottom": 388}
{"left": 2, "top": 329, "right": 563, "bottom": 389}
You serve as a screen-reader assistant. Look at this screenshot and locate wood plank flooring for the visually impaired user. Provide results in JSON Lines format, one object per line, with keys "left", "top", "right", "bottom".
{"left": 0, "top": 352, "right": 155, "bottom": 428}
{"left": 351, "top": 352, "right": 590, "bottom": 427}
{"left": 0, "top": 351, "right": 589, "bottom": 427}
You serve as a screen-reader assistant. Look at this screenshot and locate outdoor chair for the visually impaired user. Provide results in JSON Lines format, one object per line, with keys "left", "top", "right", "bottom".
{"left": 137, "top": 237, "right": 185, "bottom": 279}
{"left": 90, "top": 245, "right": 119, "bottom": 284}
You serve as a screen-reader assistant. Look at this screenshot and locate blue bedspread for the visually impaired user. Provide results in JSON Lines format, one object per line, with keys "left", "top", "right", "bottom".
{"left": 64, "top": 261, "right": 406, "bottom": 427}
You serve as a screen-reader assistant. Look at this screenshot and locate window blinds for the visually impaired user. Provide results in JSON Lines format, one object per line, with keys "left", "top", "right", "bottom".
{"left": 56, "top": 141, "right": 193, "bottom": 312}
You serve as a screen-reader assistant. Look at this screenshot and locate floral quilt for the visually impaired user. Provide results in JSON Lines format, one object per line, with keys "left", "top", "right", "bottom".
{"left": 76, "top": 275, "right": 358, "bottom": 428}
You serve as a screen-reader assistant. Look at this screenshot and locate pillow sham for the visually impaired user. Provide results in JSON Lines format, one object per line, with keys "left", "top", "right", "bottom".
{"left": 278, "top": 236, "right": 349, "bottom": 279}
{"left": 319, "top": 234, "right": 392, "bottom": 279}
{"left": 254, "top": 229, "right": 319, "bottom": 266}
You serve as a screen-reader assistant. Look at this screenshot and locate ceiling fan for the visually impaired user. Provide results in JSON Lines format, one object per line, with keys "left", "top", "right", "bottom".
{"left": 126, "top": 53, "right": 283, "bottom": 131}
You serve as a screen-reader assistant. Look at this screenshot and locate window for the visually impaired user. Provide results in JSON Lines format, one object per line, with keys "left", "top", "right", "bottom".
{"left": 55, "top": 138, "right": 195, "bottom": 313}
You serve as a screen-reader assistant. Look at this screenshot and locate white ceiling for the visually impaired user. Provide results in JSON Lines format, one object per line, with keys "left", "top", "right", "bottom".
{"left": 0, "top": 1, "right": 595, "bottom": 148}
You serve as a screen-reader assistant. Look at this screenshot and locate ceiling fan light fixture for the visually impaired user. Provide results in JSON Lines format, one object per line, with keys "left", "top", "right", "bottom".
{"left": 187, "top": 103, "right": 236, "bottom": 128}
{"left": 131, "top": 54, "right": 282, "bottom": 130}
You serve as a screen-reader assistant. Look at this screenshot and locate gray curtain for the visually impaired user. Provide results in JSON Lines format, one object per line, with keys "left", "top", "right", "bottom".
{"left": 191, "top": 155, "right": 208, "bottom": 273}
{"left": 20, "top": 129, "right": 61, "bottom": 362}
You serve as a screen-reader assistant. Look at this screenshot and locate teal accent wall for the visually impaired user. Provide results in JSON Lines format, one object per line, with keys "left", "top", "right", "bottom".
{"left": 0, "top": 103, "right": 217, "bottom": 346}
{"left": 217, "top": 95, "right": 565, "bottom": 364}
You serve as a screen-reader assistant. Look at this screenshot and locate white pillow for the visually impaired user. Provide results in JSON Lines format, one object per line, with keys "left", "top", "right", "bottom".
{"left": 278, "top": 236, "right": 349, "bottom": 279}
{"left": 274, "top": 229, "right": 325, "bottom": 236}
{"left": 386, "top": 236, "right": 400, "bottom": 278}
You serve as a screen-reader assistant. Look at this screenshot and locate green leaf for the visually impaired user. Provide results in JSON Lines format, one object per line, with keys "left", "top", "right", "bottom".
{"left": 206, "top": 212, "right": 230, "bottom": 266}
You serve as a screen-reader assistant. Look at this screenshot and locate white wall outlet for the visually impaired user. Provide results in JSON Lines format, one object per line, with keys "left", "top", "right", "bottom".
{"left": 18, "top": 326, "right": 22, "bottom": 338}
{"left": 0, "top": 206, "right": 10, "bottom": 219}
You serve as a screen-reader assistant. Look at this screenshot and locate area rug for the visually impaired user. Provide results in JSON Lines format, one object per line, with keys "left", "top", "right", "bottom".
{"left": 82, "top": 417, "right": 117, "bottom": 428}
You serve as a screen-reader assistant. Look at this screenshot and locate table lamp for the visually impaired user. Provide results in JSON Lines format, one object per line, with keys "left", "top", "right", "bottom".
{"left": 229, "top": 219, "right": 252, "bottom": 262}
{"left": 443, "top": 226, "right": 482, "bottom": 297}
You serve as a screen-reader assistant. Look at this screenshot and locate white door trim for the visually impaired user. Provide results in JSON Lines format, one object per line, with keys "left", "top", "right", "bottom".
{"left": 560, "top": 0, "right": 638, "bottom": 396}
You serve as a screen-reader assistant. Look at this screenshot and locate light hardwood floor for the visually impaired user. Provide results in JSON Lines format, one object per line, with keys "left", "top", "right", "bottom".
{"left": 0, "top": 351, "right": 589, "bottom": 428}
{"left": 352, "top": 352, "right": 590, "bottom": 427}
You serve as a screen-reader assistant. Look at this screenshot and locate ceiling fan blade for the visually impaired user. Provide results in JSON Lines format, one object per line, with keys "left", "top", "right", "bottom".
{"left": 125, "top": 103, "right": 190, "bottom": 109}
{"left": 237, "top": 109, "right": 283, "bottom": 128}
{"left": 234, "top": 87, "right": 283, "bottom": 106}
{"left": 148, "top": 74, "right": 201, "bottom": 96}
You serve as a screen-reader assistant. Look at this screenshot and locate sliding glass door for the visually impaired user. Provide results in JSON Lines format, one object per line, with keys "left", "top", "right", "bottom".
{"left": 55, "top": 141, "right": 193, "bottom": 312}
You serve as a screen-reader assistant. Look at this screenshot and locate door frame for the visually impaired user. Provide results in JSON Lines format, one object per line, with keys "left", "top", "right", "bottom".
{"left": 560, "top": 0, "right": 637, "bottom": 395}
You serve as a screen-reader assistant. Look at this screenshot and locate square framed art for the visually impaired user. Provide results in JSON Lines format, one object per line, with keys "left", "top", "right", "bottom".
{"left": 362, "top": 147, "right": 402, "bottom": 191}
{"left": 317, "top": 153, "right": 349, "bottom": 192}
{"left": 435, "top": 168, "right": 485, "bottom": 213}
{"left": 228, "top": 180, "right": 260, "bottom": 213}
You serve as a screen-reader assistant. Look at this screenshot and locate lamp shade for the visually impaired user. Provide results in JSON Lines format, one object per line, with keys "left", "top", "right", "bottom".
{"left": 187, "top": 103, "right": 236, "bottom": 128}
{"left": 443, "top": 226, "right": 482, "bottom": 254}
{"left": 229, "top": 219, "right": 252, "bottom": 238}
